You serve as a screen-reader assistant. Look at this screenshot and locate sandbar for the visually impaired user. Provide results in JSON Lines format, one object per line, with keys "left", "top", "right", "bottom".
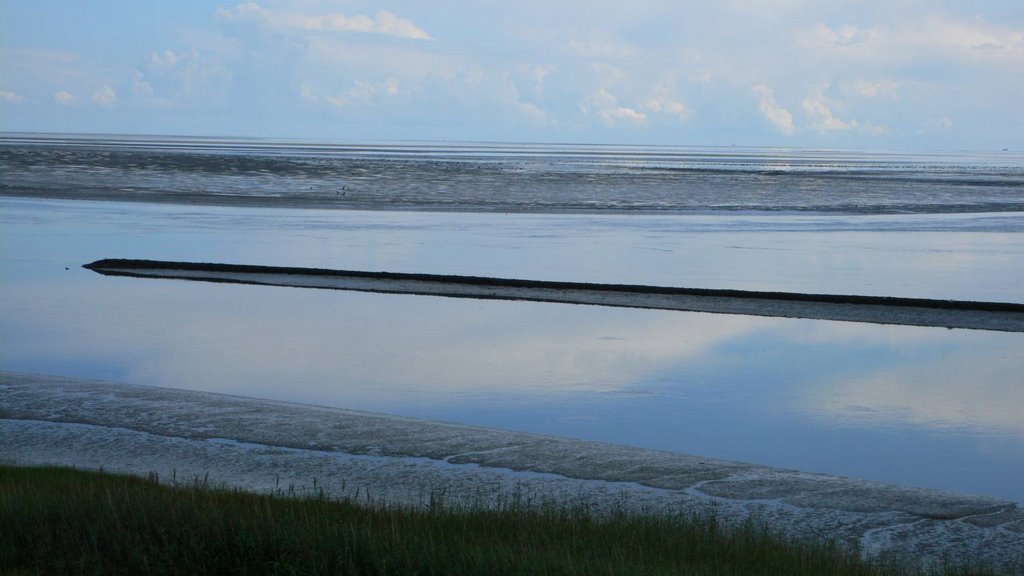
{"left": 85, "top": 258, "right": 1024, "bottom": 332}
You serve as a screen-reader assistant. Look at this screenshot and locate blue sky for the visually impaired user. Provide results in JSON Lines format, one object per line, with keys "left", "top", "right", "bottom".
{"left": 1, "top": 1, "right": 1022, "bottom": 149}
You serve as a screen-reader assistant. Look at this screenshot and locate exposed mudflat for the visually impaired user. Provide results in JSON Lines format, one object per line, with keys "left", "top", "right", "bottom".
{"left": 84, "top": 259, "right": 1024, "bottom": 332}
{"left": 2, "top": 371, "right": 1021, "bottom": 572}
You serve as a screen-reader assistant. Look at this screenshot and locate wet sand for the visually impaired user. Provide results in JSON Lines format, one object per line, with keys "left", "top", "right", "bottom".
{"left": 2, "top": 371, "right": 1022, "bottom": 572}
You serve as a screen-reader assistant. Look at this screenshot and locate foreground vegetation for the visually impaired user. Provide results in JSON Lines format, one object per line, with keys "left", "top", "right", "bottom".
{"left": 0, "top": 465, "right": 990, "bottom": 575}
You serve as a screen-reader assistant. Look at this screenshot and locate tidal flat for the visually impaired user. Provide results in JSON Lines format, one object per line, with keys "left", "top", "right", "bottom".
{"left": 3, "top": 372, "right": 1023, "bottom": 573}
{"left": 2, "top": 197, "right": 1022, "bottom": 508}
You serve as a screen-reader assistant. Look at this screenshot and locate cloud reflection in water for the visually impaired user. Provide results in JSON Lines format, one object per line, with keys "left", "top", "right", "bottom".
{"left": 2, "top": 197, "right": 1022, "bottom": 501}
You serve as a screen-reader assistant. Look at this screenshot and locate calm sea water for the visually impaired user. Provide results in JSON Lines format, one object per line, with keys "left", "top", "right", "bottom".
{"left": 2, "top": 133, "right": 1023, "bottom": 502}
{"left": 3, "top": 133, "right": 1023, "bottom": 215}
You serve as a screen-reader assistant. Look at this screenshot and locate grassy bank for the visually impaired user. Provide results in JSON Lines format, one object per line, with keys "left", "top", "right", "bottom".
{"left": 0, "top": 465, "right": 982, "bottom": 576}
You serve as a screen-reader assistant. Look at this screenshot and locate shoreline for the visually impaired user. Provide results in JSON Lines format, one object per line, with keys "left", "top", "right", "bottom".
{"left": 6, "top": 189, "right": 1024, "bottom": 219}
{"left": 3, "top": 371, "right": 1022, "bottom": 571}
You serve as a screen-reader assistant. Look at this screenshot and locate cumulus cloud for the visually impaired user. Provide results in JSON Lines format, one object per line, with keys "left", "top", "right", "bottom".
{"left": 645, "top": 86, "right": 692, "bottom": 122}
{"left": 753, "top": 85, "right": 794, "bottom": 135}
{"left": 0, "top": 89, "right": 25, "bottom": 103}
{"left": 802, "top": 88, "right": 888, "bottom": 135}
{"left": 131, "top": 74, "right": 152, "bottom": 98}
{"left": 92, "top": 85, "right": 117, "bottom": 107}
{"left": 518, "top": 101, "right": 549, "bottom": 124}
{"left": 581, "top": 88, "right": 647, "bottom": 126}
{"left": 346, "top": 80, "right": 379, "bottom": 104}
{"left": 801, "top": 91, "right": 854, "bottom": 131}
{"left": 148, "top": 50, "right": 182, "bottom": 69}
{"left": 311, "top": 78, "right": 401, "bottom": 108}
{"left": 53, "top": 90, "right": 77, "bottom": 106}
{"left": 131, "top": 48, "right": 232, "bottom": 107}
{"left": 218, "top": 3, "right": 431, "bottom": 40}
{"left": 4, "top": 2, "right": 1018, "bottom": 146}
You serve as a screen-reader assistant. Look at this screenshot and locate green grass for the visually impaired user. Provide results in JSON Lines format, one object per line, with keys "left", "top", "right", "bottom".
{"left": 0, "top": 465, "right": 988, "bottom": 575}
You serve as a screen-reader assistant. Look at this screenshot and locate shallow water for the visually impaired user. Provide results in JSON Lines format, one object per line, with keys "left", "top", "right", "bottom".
{"left": 2, "top": 197, "right": 1023, "bottom": 503}
{"left": 4, "top": 135, "right": 1024, "bottom": 214}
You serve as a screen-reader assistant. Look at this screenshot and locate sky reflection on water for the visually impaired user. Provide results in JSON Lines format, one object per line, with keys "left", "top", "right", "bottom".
{"left": 2, "top": 198, "right": 1022, "bottom": 502}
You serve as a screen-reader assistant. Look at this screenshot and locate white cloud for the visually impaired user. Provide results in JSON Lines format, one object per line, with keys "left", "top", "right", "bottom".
{"left": 296, "top": 34, "right": 466, "bottom": 87}
{"left": 148, "top": 50, "right": 182, "bottom": 69}
{"left": 131, "top": 72, "right": 151, "bottom": 97}
{"left": 3, "top": 2, "right": 1018, "bottom": 146}
{"left": 533, "top": 65, "right": 553, "bottom": 85}
{"left": 0, "top": 89, "right": 25, "bottom": 103}
{"left": 801, "top": 23, "right": 876, "bottom": 48}
{"left": 801, "top": 91, "right": 854, "bottom": 131}
{"left": 855, "top": 79, "right": 899, "bottom": 99}
{"left": 315, "top": 78, "right": 401, "bottom": 108}
{"left": 371, "top": 11, "right": 431, "bottom": 41}
{"left": 603, "top": 107, "right": 646, "bottom": 125}
{"left": 53, "top": 90, "right": 77, "bottom": 106}
{"left": 589, "top": 62, "right": 626, "bottom": 85}
{"left": 347, "top": 80, "right": 378, "bottom": 103}
{"left": 218, "top": 3, "right": 431, "bottom": 40}
{"left": 860, "top": 123, "right": 889, "bottom": 136}
{"left": 582, "top": 88, "right": 647, "bottom": 126}
{"left": 132, "top": 49, "right": 232, "bottom": 107}
{"left": 92, "top": 85, "right": 117, "bottom": 107}
{"left": 753, "top": 85, "right": 794, "bottom": 135}
{"left": 518, "top": 101, "right": 549, "bottom": 124}
{"left": 795, "top": 16, "right": 1024, "bottom": 70}
{"left": 913, "top": 15, "right": 1024, "bottom": 68}
{"left": 802, "top": 88, "right": 888, "bottom": 135}
{"left": 645, "top": 86, "right": 692, "bottom": 122}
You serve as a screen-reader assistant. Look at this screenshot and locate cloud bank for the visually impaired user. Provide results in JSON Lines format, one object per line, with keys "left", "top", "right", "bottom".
{"left": 0, "top": 1, "right": 1020, "bottom": 148}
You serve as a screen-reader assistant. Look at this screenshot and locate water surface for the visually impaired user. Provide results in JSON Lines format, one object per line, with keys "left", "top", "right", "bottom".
{"left": 2, "top": 198, "right": 1022, "bottom": 503}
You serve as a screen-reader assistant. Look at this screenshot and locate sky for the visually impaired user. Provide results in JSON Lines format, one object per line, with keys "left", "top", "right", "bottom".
{"left": 1, "top": 1, "right": 1022, "bottom": 150}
